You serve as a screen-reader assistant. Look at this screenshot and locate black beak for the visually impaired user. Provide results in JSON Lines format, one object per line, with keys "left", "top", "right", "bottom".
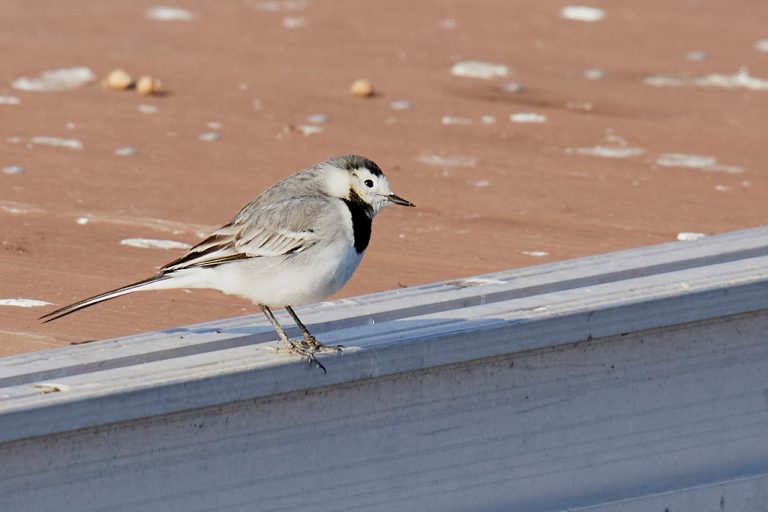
{"left": 388, "top": 193, "right": 415, "bottom": 207}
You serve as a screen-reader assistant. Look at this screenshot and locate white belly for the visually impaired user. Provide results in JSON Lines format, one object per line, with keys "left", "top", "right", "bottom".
{"left": 162, "top": 238, "right": 364, "bottom": 307}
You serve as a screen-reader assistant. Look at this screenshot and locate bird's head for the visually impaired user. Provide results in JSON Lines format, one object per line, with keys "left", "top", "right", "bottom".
{"left": 322, "top": 154, "right": 415, "bottom": 215}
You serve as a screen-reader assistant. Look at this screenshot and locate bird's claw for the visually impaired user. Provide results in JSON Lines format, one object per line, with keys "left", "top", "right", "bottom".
{"left": 275, "top": 337, "right": 343, "bottom": 373}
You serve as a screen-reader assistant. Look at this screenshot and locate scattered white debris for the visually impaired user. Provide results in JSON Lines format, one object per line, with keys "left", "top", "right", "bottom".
{"left": 441, "top": 116, "right": 472, "bottom": 125}
{"left": 120, "top": 238, "right": 191, "bottom": 250}
{"left": 76, "top": 217, "right": 89, "bottom": 225}
{"left": 643, "top": 75, "right": 686, "bottom": 87}
{"left": 695, "top": 69, "right": 768, "bottom": 91}
{"left": 755, "top": 40, "right": 768, "bottom": 52}
{"left": 656, "top": 153, "right": 743, "bottom": 174}
{"left": 451, "top": 277, "right": 506, "bottom": 287}
{"left": 0, "top": 95, "right": 20, "bottom": 105}
{"left": 2, "top": 165, "right": 24, "bottom": 175}
{"left": 677, "top": 232, "right": 706, "bottom": 241}
{"left": 685, "top": 51, "right": 708, "bottom": 62}
{"left": 480, "top": 115, "right": 496, "bottom": 124}
{"left": 560, "top": 6, "right": 605, "bottom": 22}
{"left": 282, "top": 16, "right": 307, "bottom": 28}
{"left": 472, "top": 180, "right": 490, "bottom": 188}
{"left": 198, "top": 132, "right": 221, "bottom": 141}
{"left": 0, "top": 201, "right": 45, "bottom": 214}
{"left": 115, "top": 147, "right": 138, "bottom": 156}
{"left": 30, "top": 136, "right": 83, "bottom": 150}
{"left": 567, "top": 145, "right": 645, "bottom": 158}
{"left": 440, "top": 18, "right": 457, "bottom": 29}
{"left": 583, "top": 68, "right": 605, "bottom": 80}
{"left": 451, "top": 61, "right": 510, "bottom": 80}
{"left": 306, "top": 113, "right": 330, "bottom": 124}
{"left": 645, "top": 69, "right": 768, "bottom": 91}
{"left": 510, "top": 112, "right": 547, "bottom": 123}
{"left": 65, "top": 122, "right": 76, "bottom": 130}
{"left": 252, "top": 0, "right": 309, "bottom": 12}
{"left": 714, "top": 184, "right": 731, "bottom": 192}
{"left": 416, "top": 153, "right": 477, "bottom": 168}
{"left": 390, "top": 100, "right": 413, "bottom": 111}
{"left": 502, "top": 82, "right": 523, "bottom": 93}
{"left": 0, "top": 298, "right": 52, "bottom": 308}
{"left": 207, "top": 121, "right": 222, "bottom": 130}
{"left": 138, "top": 104, "right": 158, "bottom": 114}
{"left": 147, "top": 6, "right": 194, "bottom": 21}
{"left": 12, "top": 67, "right": 95, "bottom": 92}
{"left": 296, "top": 124, "right": 322, "bottom": 136}
{"left": 523, "top": 250, "right": 550, "bottom": 257}
{"left": 566, "top": 100, "right": 594, "bottom": 111}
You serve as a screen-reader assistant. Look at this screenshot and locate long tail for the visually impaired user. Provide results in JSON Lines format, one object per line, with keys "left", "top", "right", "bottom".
{"left": 40, "top": 274, "right": 172, "bottom": 323}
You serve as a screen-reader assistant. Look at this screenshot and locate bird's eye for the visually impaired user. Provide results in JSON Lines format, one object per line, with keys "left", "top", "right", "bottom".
{"left": 364, "top": 179, "right": 374, "bottom": 188}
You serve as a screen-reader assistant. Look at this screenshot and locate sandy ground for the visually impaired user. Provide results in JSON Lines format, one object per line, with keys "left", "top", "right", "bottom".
{"left": 1, "top": 0, "right": 768, "bottom": 355}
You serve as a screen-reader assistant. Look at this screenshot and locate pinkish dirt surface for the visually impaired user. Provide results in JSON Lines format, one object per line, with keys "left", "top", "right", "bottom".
{"left": 2, "top": 0, "right": 768, "bottom": 355}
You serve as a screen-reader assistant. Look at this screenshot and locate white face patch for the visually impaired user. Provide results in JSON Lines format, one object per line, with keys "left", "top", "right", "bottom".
{"left": 349, "top": 167, "right": 394, "bottom": 214}
{"left": 323, "top": 166, "right": 352, "bottom": 198}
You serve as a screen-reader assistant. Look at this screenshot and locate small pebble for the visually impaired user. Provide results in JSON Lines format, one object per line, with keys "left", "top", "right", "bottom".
{"left": 390, "top": 100, "right": 413, "bottom": 111}
{"left": 136, "top": 76, "right": 161, "bottom": 96}
{"left": 198, "top": 132, "right": 221, "bottom": 141}
{"left": 2, "top": 165, "right": 24, "bottom": 175}
{"left": 350, "top": 79, "right": 375, "bottom": 97}
{"left": 115, "top": 146, "right": 138, "bottom": 156}
{"left": 106, "top": 69, "right": 133, "bottom": 90}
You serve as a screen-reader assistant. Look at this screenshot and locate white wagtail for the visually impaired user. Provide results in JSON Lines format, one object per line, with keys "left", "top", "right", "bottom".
{"left": 41, "top": 155, "right": 414, "bottom": 371}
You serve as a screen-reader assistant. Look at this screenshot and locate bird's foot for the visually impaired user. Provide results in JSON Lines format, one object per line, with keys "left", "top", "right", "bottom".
{"left": 302, "top": 333, "right": 344, "bottom": 354}
{"left": 274, "top": 337, "right": 342, "bottom": 374}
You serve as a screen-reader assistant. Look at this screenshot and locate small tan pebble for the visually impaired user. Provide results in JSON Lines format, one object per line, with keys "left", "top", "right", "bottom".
{"left": 349, "top": 78, "right": 374, "bottom": 97}
{"left": 136, "top": 76, "right": 161, "bottom": 96}
{"left": 106, "top": 69, "right": 133, "bottom": 90}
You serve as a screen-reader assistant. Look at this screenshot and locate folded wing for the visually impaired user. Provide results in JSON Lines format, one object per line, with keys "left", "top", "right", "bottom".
{"left": 162, "top": 196, "right": 328, "bottom": 272}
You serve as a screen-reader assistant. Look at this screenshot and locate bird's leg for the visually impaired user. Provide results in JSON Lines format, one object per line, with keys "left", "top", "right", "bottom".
{"left": 260, "top": 305, "right": 331, "bottom": 373}
{"left": 285, "top": 306, "right": 343, "bottom": 354}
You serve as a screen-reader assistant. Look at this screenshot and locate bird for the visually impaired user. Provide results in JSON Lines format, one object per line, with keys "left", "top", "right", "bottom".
{"left": 41, "top": 154, "right": 414, "bottom": 372}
